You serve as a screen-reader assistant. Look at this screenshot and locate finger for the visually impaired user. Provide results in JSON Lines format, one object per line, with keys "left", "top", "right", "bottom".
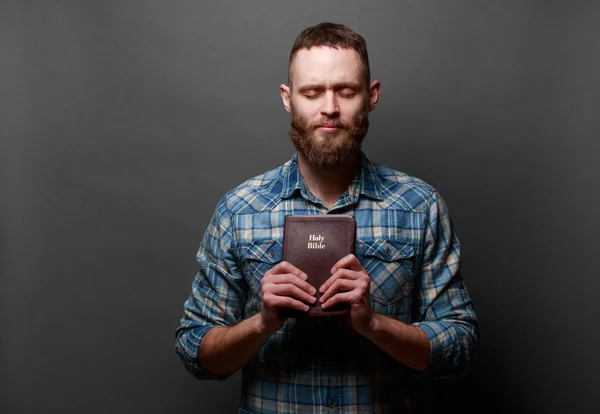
{"left": 263, "top": 292, "right": 310, "bottom": 312}
{"left": 319, "top": 268, "right": 360, "bottom": 293}
{"left": 262, "top": 273, "right": 315, "bottom": 294}
{"left": 268, "top": 261, "right": 307, "bottom": 280}
{"left": 266, "top": 283, "right": 317, "bottom": 304}
{"left": 319, "top": 278, "right": 357, "bottom": 303}
{"left": 331, "top": 254, "right": 365, "bottom": 274}
{"left": 321, "top": 291, "right": 359, "bottom": 309}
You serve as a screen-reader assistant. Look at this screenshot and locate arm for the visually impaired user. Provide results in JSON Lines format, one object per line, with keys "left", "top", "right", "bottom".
{"left": 174, "top": 197, "right": 316, "bottom": 378}
{"left": 197, "top": 314, "right": 271, "bottom": 376}
{"left": 411, "top": 191, "right": 479, "bottom": 376}
{"left": 198, "top": 262, "right": 316, "bottom": 376}
{"left": 174, "top": 198, "right": 245, "bottom": 379}
{"left": 363, "top": 313, "right": 430, "bottom": 371}
{"left": 319, "top": 255, "right": 430, "bottom": 372}
{"left": 320, "top": 191, "right": 478, "bottom": 376}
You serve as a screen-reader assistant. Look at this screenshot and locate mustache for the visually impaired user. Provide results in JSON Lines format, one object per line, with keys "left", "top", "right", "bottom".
{"left": 312, "top": 120, "right": 345, "bottom": 129}
{"left": 291, "top": 117, "right": 346, "bottom": 134}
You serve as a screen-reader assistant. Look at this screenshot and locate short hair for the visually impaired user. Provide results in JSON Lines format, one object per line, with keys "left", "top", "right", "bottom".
{"left": 288, "top": 22, "right": 370, "bottom": 87}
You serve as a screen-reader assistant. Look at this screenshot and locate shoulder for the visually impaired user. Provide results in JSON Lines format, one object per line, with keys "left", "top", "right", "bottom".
{"left": 216, "top": 161, "right": 289, "bottom": 216}
{"left": 370, "top": 162, "right": 443, "bottom": 213}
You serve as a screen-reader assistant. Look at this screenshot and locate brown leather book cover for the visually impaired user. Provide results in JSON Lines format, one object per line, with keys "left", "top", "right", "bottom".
{"left": 280, "top": 214, "right": 356, "bottom": 317}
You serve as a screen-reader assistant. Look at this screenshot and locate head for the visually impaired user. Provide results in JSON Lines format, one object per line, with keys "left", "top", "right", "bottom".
{"left": 281, "top": 23, "right": 381, "bottom": 169}
{"left": 287, "top": 22, "right": 371, "bottom": 88}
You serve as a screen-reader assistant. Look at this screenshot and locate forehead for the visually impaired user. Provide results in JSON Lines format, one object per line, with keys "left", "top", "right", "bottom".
{"left": 291, "top": 47, "right": 364, "bottom": 86}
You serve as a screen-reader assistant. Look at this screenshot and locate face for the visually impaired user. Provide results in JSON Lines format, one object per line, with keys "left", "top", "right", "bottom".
{"left": 281, "top": 47, "right": 380, "bottom": 168}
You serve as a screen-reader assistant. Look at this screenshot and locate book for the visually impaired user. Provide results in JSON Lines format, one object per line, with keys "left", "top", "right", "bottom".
{"left": 280, "top": 214, "right": 356, "bottom": 317}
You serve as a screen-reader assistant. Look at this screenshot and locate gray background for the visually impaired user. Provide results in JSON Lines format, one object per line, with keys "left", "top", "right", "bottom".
{"left": 2, "top": 1, "right": 599, "bottom": 413}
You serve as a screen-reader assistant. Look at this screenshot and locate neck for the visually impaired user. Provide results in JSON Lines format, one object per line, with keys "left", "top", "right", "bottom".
{"left": 297, "top": 152, "right": 360, "bottom": 209}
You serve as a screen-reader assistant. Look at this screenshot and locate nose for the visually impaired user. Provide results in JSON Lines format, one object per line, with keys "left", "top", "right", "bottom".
{"left": 320, "top": 91, "right": 339, "bottom": 117}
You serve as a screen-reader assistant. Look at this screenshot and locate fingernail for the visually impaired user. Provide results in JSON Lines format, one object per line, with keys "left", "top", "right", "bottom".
{"left": 300, "top": 273, "right": 307, "bottom": 280}
{"left": 311, "top": 287, "right": 316, "bottom": 295}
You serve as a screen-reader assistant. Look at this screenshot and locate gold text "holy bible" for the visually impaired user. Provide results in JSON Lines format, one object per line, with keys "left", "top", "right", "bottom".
{"left": 307, "top": 234, "right": 326, "bottom": 249}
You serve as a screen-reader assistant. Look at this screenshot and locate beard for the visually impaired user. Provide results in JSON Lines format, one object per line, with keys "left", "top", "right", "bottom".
{"left": 288, "top": 102, "right": 369, "bottom": 169}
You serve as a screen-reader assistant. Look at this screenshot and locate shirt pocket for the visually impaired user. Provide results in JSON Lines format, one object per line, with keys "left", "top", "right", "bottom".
{"left": 358, "top": 239, "right": 415, "bottom": 306}
{"left": 243, "top": 239, "right": 283, "bottom": 297}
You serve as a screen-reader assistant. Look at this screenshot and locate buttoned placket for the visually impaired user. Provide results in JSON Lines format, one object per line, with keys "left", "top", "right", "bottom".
{"left": 324, "top": 368, "right": 342, "bottom": 413}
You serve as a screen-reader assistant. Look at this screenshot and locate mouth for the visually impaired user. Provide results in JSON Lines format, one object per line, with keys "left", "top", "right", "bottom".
{"left": 317, "top": 124, "right": 341, "bottom": 133}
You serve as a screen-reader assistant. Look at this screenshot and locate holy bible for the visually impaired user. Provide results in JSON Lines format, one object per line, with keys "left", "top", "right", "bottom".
{"left": 280, "top": 214, "right": 356, "bottom": 317}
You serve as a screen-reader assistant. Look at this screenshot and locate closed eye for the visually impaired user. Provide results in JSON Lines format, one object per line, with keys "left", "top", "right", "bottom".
{"left": 303, "top": 92, "right": 322, "bottom": 99}
{"left": 337, "top": 88, "right": 357, "bottom": 98}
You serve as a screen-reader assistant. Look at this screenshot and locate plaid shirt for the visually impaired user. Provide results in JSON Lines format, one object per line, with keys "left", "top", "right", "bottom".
{"left": 175, "top": 152, "right": 478, "bottom": 413}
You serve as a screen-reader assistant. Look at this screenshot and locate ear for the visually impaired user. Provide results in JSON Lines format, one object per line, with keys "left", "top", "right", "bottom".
{"left": 280, "top": 84, "right": 292, "bottom": 113}
{"left": 368, "top": 80, "right": 381, "bottom": 112}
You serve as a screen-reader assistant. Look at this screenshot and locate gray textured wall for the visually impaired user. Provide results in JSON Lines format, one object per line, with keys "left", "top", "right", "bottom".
{"left": 2, "top": 1, "right": 599, "bottom": 413}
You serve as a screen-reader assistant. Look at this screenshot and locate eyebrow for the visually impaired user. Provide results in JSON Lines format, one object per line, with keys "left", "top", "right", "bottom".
{"left": 297, "top": 82, "right": 362, "bottom": 94}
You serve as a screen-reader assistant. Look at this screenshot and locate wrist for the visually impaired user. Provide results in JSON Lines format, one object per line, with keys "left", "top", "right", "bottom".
{"left": 253, "top": 314, "right": 268, "bottom": 335}
{"left": 254, "top": 313, "right": 279, "bottom": 337}
{"left": 359, "top": 312, "right": 382, "bottom": 339}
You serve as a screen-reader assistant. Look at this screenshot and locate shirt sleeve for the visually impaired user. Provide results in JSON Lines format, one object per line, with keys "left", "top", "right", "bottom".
{"left": 412, "top": 190, "right": 479, "bottom": 377}
{"left": 174, "top": 195, "right": 246, "bottom": 380}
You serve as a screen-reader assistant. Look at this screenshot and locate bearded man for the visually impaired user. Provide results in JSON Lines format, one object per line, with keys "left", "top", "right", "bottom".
{"left": 175, "top": 22, "right": 479, "bottom": 413}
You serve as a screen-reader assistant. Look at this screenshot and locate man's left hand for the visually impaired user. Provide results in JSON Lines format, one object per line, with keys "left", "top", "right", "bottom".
{"left": 319, "top": 254, "right": 373, "bottom": 335}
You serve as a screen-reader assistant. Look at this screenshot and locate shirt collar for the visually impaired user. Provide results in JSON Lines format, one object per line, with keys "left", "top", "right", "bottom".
{"left": 280, "top": 151, "right": 385, "bottom": 202}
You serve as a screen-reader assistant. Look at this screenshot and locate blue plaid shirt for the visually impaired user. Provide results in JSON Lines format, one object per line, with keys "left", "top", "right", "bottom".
{"left": 175, "top": 152, "right": 479, "bottom": 413}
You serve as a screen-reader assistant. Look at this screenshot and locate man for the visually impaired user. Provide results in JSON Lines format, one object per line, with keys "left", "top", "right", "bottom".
{"left": 175, "top": 22, "right": 479, "bottom": 413}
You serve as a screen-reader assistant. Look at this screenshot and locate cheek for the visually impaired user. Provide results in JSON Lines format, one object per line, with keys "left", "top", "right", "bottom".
{"left": 341, "top": 104, "right": 363, "bottom": 121}
{"left": 293, "top": 101, "right": 319, "bottom": 118}
{"left": 348, "top": 99, "right": 369, "bottom": 118}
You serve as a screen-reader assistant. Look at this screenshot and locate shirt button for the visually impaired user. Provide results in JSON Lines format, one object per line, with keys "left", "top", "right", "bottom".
{"left": 385, "top": 247, "right": 392, "bottom": 255}
{"left": 268, "top": 250, "right": 274, "bottom": 258}
{"left": 328, "top": 400, "right": 336, "bottom": 408}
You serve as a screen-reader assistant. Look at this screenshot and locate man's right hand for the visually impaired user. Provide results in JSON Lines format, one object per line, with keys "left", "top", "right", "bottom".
{"left": 197, "top": 261, "right": 314, "bottom": 376}
{"left": 259, "top": 261, "right": 316, "bottom": 334}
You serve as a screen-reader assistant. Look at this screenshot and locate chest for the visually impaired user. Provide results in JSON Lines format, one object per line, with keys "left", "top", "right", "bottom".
{"left": 232, "top": 198, "right": 426, "bottom": 320}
